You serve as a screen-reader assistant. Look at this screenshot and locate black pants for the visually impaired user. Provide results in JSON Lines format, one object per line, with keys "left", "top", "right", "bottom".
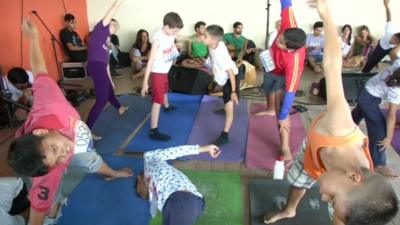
{"left": 362, "top": 41, "right": 392, "bottom": 73}
{"left": 69, "top": 50, "right": 88, "bottom": 62}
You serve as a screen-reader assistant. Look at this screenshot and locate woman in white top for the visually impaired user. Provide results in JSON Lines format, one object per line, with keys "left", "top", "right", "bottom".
{"left": 352, "top": 65, "right": 400, "bottom": 178}
{"left": 339, "top": 24, "right": 352, "bottom": 58}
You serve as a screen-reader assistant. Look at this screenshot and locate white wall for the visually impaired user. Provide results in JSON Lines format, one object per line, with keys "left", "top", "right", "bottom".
{"left": 87, "top": 0, "right": 400, "bottom": 52}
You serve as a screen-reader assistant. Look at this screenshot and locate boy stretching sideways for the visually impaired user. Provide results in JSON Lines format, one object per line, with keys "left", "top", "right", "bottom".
{"left": 7, "top": 20, "right": 133, "bottom": 225}
{"left": 263, "top": 0, "right": 398, "bottom": 224}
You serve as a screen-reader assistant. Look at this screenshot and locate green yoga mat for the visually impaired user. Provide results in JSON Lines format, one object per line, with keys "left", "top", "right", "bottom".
{"left": 149, "top": 171, "right": 243, "bottom": 225}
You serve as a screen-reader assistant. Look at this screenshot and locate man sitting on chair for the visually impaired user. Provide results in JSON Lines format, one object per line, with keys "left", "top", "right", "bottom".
{"left": 59, "top": 13, "right": 87, "bottom": 62}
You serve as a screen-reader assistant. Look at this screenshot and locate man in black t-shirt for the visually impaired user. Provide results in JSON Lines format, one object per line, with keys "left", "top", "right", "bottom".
{"left": 59, "top": 13, "right": 87, "bottom": 62}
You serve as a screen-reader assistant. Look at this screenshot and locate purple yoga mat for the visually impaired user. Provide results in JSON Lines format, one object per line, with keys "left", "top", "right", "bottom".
{"left": 379, "top": 109, "right": 400, "bottom": 156}
{"left": 246, "top": 103, "right": 307, "bottom": 170}
{"left": 185, "top": 95, "right": 248, "bottom": 162}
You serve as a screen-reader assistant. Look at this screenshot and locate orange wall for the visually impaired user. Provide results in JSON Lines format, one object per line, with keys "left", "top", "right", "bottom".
{"left": 0, "top": 0, "right": 89, "bottom": 81}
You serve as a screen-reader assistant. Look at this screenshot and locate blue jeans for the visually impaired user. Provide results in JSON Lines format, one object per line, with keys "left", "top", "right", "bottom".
{"left": 352, "top": 88, "right": 386, "bottom": 166}
{"left": 162, "top": 191, "right": 205, "bottom": 225}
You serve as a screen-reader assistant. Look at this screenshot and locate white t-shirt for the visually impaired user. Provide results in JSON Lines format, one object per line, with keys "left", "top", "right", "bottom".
{"left": 2, "top": 70, "right": 34, "bottom": 102}
{"left": 151, "top": 29, "right": 179, "bottom": 73}
{"left": 366, "top": 64, "right": 400, "bottom": 104}
{"left": 339, "top": 36, "right": 352, "bottom": 57}
{"left": 267, "top": 30, "right": 278, "bottom": 49}
{"left": 380, "top": 21, "right": 399, "bottom": 50}
{"left": 206, "top": 41, "right": 238, "bottom": 86}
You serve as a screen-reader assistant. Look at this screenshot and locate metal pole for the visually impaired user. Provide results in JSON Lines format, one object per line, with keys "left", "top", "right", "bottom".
{"left": 265, "top": 0, "right": 271, "bottom": 49}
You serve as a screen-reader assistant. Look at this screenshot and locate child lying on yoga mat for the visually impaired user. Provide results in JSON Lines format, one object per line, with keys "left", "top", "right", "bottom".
{"left": 135, "top": 145, "right": 220, "bottom": 225}
{"left": 263, "top": 0, "right": 398, "bottom": 224}
{"left": 7, "top": 20, "right": 133, "bottom": 225}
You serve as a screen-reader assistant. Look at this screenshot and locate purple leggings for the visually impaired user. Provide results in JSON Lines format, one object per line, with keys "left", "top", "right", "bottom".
{"left": 86, "top": 61, "right": 121, "bottom": 129}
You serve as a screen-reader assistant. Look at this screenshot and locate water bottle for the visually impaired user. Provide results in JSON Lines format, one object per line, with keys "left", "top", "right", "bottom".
{"left": 273, "top": 156, "right": 285, "bottom": 180}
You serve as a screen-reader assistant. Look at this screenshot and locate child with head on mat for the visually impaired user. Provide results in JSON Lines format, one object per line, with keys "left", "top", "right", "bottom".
{"left": 352, "top": 64, "right": 400, "bottom": 178}
{"left": 263, "top": 0, "right": 398, "bottom": 224}
{"left": 8, "top": 20, "right": 133, "bottom": 225}
{"left": 86, "top": 0, "right": 129, "bottom": 139}
{"left": 254, "top": 0, "right": 306, "bottom": 164}
{"left": 136, "top": 144, "right": 220, "bottom": 225}
{"left": 141, "top": 12, "right": 183, "bottom": 142}
{"left": 203, "top": 25, "right": 239, "bottom": 146}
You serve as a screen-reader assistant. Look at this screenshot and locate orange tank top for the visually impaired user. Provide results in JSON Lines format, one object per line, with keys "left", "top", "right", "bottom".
{"left": 303, "top": 114, "right": 374, "bottom": 180}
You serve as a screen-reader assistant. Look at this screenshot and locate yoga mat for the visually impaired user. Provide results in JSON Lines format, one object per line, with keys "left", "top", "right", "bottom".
{"left": 380, "top": 109, "right": 400, "bottom": 155}
{"left": 246, "top": 103, "right": 307, "bottom": 170}
{"left": 58, "top": 156, "right": 151, "bottom": 225}
{"left": 125, "top": 93, "right": 202, "bottom": 152}
{"left": 149, "top": 171, "right": 243, "bottom": 225}
{"left": 92, "top": 95, "right": 152, "bottom": 155}
{"left": 249, "top": 179, "right": 330, "bottom": 225}
{"left": 185, "top": 95, "right": 249, "bottom": 162}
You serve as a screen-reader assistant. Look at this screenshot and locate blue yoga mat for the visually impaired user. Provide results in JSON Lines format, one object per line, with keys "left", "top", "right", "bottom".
{"left": 58, "top": 156, "right": 151, "bottom": 225}
{"left": 125, "top": 93, "right": 202, "bottom": 152}
{"left": 92, "top": 95, "right": 152, "bottom": 155}
{"left": 185, "top": 95, "right": 249, "bottom": 162}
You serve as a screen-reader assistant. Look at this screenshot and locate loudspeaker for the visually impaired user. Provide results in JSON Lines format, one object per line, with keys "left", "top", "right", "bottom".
{"left": 168, "top": 65, "right": 213, "bottom": 95}
{"left": 61, "top": 62, "right": 87, "bottom": 79}
{"left": 318, "top": 72, "right": 377, "bottom": 103}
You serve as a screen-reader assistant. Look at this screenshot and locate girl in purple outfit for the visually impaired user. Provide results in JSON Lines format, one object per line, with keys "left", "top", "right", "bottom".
{"left": 86, "top": 0, "right": 128, "bottom": 139}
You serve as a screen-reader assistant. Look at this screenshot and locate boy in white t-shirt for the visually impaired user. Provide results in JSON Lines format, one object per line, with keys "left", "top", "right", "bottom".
{"left": 141, "top": 12, "right": 183, "bottom": 141}
{"left": 1, "top": 67, "right": 34, "bottom": 121}
{"left": 352, "top": 64, "right": 400, "bottom": 178}
{"left": 203, "top": 25, "right": 239, "bottom": 146}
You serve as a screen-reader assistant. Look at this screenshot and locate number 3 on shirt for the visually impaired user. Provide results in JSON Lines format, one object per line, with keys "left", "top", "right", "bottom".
{"left": 38, "top": 185, "right": 50, "bottom": 200}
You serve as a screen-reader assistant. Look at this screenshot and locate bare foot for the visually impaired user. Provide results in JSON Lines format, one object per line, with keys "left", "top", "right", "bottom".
{"left": 253, "top": 109, "right": 276, "bottom": 116}
{"left": 263, "top": 210, "right": 296, "bottom": 224}
{"left": 104, "top": 167, "right": 134, "bottom": 181}
{"left": 118, "top": 105, "right": 129, "bottom": 115}
{"left": 375, "top": 166, "right": 399, "bottom": 179}
{"left": 92, "top": 133, "right": 102, "bottom": 141}
{"left": 395, "top": 123, "right": 400, "bottom": 129}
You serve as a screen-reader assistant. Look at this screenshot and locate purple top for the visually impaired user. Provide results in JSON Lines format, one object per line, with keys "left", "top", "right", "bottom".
{"left": 88, "top": 21, "right": 110, "bottom": 63}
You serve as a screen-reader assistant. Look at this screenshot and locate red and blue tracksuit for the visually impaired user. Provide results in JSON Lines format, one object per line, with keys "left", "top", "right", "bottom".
{"left": 271, "top": 0, "right": 306, "bottom": 121}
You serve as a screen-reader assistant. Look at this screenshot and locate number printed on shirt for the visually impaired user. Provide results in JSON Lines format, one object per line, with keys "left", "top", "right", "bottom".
{"left": 37, "top": 185, "right": 50, "bottom": 200}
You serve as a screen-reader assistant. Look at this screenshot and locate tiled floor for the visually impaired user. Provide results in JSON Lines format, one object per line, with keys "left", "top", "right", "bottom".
{"left": 1, "top": 65, "right": 399, "bottom": 224}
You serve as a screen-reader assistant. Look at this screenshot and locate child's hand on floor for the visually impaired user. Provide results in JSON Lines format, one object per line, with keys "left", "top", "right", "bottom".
{"left": 200, "top": 145, "right": 221, "bottom": 158}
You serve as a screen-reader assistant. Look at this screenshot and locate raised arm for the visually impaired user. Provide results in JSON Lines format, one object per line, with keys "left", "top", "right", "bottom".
{"left": 384, "top": 0, "right": 391, "bottom": 22}
{"left": 22, "top": 20, "right": 47, "bottom": 76}
{"left": 102, "top": 0, "right": 123, "bottom": 26}
{"left": 311, "top": 0, "right": 355, "bottom": 135}
{"left": 279, "top": 0, "right": 298, "bottom": 35}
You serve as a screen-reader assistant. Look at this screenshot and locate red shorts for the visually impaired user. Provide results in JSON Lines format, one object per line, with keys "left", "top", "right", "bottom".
{"left": 151, "top": 73, "right": 169, "bottom": 104}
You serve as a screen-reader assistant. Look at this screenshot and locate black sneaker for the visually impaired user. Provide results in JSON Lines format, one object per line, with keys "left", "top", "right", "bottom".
{"left": 212, "top": 132, "right": 229, "bottom": 147}
{"left": 163, "top": 105, "right": 177, "bottom": 113}
{"left": 214, "top": 109, "right": 225, "bottom": 115}
{"left": 149, "top": 128, "right": 171, "bottom": 141}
